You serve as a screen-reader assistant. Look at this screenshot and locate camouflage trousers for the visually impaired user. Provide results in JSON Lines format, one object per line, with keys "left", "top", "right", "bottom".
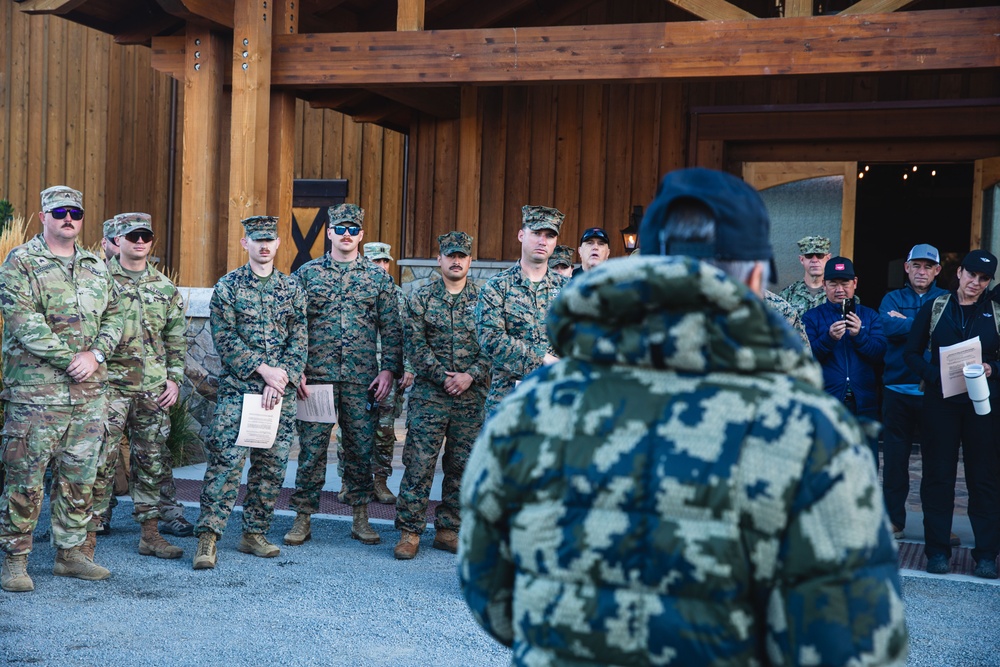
{"left": 0, "top": 397, "right": 107, "bottom": 555}
{"left": 395, "top": 398, "right": 482, "bottom": 534}
{"left": 194, "top": 389, "right": 296, "bottom": 537}
{"left": 90, "top": 388, "right": 171, "bottom": 528}
{"left": 363, "top": 382, "right": 404, "bottom": 478}
{"left": 293, "top": 382, "right": 374, "bottom": 510}
{"left": 109, "top": 432, "right": 186, "bottom": 520}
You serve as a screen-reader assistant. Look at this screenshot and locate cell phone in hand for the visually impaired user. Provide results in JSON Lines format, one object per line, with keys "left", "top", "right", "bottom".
{"left": 365, "top": 387, "right": 380, "bottom": 412}
{"left": 842, "top": 297, "right": 856, "bottom": 319}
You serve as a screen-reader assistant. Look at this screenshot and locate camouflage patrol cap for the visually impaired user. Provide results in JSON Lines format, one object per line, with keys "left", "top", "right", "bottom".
{"left": 364, "top": 242, "right": 393, "bottom": 262}
{"left": 103, "top": 218, "right": 120, "bottom": 240}
{"left": 548, "top": 245, "right": 575, "bottom": 269}
{"left": 40, "top": 185, "right": 83, "bottom": 213}
{"left": 328, "top": 203, "right": 364, "bottom": 228}
{"left": 438, "top": 231, "right": 473, "bottom": 256}
{"left": 521, "top": 205, "right": 564, "bottom": 234}
{"left": 797, "top": 236, "right": 831, "bottom": 255}
{"left": 114, "top": 212, "right": 153, "bottom": 236}
{"left": 241, "top": 215, "right": 278, "bottom": 241}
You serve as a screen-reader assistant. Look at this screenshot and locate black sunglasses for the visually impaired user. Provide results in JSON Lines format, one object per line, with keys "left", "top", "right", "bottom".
{"left": 803, "top": 253, "right": 826, "bottom": 259}
{"left": 124, "top": 231, "right": 154, "bottom": 243}
{"left": 332, "top": 225, "right": 362, "bottom": 236}
{"left": 49, "top": 207, "right": 84, "bottom": 221}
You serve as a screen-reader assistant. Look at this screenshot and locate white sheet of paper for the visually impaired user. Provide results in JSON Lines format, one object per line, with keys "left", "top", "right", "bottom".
{"left": 234, "top": 394, "right": 283, "bottom": 449}
{"left": 939, "top": 336, "right": 983, "bottom": 398}
{"left": 296, "top": 384, "right": 337, "bottom": 423}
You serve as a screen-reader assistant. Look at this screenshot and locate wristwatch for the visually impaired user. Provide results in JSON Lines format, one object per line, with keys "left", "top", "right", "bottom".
{"left": 91, "top": 349, "right": 106, "bottom": 364}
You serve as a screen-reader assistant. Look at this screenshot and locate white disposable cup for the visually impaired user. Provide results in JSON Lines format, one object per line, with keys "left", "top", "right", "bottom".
{"left": 964, "top": 364, "right": 991, "bottom": 416}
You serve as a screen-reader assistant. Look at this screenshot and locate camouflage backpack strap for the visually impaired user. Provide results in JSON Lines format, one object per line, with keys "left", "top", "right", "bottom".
{"left": 927, "top": 294, "right": 950, "bottom": 341}
{"left": 993, "top": 299, "right": 1000, "bottom": 339}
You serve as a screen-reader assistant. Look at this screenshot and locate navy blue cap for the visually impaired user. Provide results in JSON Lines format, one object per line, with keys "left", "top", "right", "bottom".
{"left": 639, "top": 168, "right": 773, "bottom": 268}
{"left": 580, "top": 227, "right": 610, "bottom": 245}
{"left": 961, "top": 249, "right": 998, "bottom": 280}
{"left": 824, "top": 256, "right": 856, "bottom": 281}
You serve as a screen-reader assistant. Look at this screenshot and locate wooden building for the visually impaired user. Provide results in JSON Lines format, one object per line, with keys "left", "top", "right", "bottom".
{"left": 4, "top": 0, "right": 999, "bottom": 291}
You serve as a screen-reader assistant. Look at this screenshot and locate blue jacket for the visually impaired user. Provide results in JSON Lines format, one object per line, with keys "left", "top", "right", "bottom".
{"left": 803, "top": 300, "right": 887, "bottom": 417}
{"left": 878, "top": 282, "right": 947, "bottom": 387}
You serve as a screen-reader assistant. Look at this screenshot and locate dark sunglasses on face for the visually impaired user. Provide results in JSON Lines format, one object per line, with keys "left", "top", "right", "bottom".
{"left": 124, "top": 231, "right": 154, "bottom": 243}
{"left": 332, "top": 225, "right": 362, "bottom": 236}
{"left": 803, "top": 253, "right": 826, "bottom": 259}
{"left": 49, "top": 207, "right": 84, "bottom": 221}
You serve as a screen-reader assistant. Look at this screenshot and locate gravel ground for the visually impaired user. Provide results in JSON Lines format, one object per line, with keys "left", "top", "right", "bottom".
{"left": 2, "top": 501, "right": 998, "bottom": 667}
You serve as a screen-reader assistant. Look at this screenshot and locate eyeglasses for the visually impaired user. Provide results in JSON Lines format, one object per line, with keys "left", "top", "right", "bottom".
{"left": 49, "top": 207, "right": 84, "bottom": 221}
{"left": 124, "top": 231, "right": 154, "bottom": 243}
{"left": 105, "top": 237, "right": 119, "bottom": 247}
{"left": 332, "top": 225, "right": 362, "bottom": 236}
{"left": 803, "top": 253, "right": 826, "bottom": 259}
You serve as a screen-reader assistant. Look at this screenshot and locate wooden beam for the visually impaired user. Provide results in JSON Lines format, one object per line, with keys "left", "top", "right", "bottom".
{"left": 665, "top": 0, "right": 756, "bottom": 21}
{"left": 369, "top": 87, "right": 459, "bottom": 118}
{"left": 971, "top": 159, "right": 984, "bottom": 250}
{"left": 112, "top": 12, "right": 183, "bottom": 46}
{"left": 180, "top": 27, "right": 225, "bottom": 287}
{"left": 15, "top": 0, "right": 88, "bottom": 14}
{"left": 784, "top": 0, "right": 812, "bottom": 18}
{"left": 155, "top": 0, "right": 235, "bottom": 29}
{"left": 269, "top": 0, "right": 298, "bottom": 276}
{"left": 839, "top": 162, "right": 857, "bottom": 259}
{"left": 455, "top": 87, "right": 482, "bottom": 255}
{"left": 838, "top": 0, "right": 917, "bottom": 16}
{"left": 269, "top": 8, "right": 1000, "bottom": 86}
{"left": 727, "top": 139, "right": 1000, "bottom": 163}
{"left": 227, "top": 0, "right": 273, "bottom": 270}
{"left": 397, "top": 0, "right": 425, "bottom": 31}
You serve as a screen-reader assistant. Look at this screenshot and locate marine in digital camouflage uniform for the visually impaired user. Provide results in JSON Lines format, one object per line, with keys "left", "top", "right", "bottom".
{"left": 475, "top": 205, "right": 568, "bottom": 416}
{"left": 460, "top": 169, "right": 908, "bottom": 666}
{"left": 393, "top": 232, "right": 489, "bottom": 560}
{"left": 88, "top": 213, "right": 188, "bottom": 560}
{"left": 0, "top": 186, "right": 124, "bottom": 592}
{"left": 286, "top": 204, "right": 402, "bottom": 547}
{"left": 778, "top": 235, "right": 831, "bottom": 314}
{"left": 762, "top": 288, "right": 810, "bottom": 348}
{"left": 192, "top": 216, "right": 307, "bottom": 570}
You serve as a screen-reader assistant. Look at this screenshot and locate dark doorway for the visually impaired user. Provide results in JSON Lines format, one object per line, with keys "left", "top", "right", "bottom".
{"left": 853, "top": 163, "right": 974, "bottom": 307}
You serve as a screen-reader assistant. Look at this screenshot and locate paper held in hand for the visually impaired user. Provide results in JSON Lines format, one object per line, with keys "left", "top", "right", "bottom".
{"left": 296, "top": 384, "right": 337, "bottom": 423}
{"left": 939, "top": 336, "right": 982, "bottom": 399}
{"left": 235, "top": 394, "right": 283, "bottom": 449}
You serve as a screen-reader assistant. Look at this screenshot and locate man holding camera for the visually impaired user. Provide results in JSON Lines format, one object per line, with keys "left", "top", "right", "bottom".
{"left": 803, "top": 257, "right": 886, "bottom": 458}
{"left": 286, "top": 204, "right": 403, "bottom": 547}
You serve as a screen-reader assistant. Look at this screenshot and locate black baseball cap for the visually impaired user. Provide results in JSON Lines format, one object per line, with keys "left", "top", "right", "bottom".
{"left": 961, "top": 249, "right": 998, "bottom": 280}
{"left": 824, "top": 256, "right": 856, "bottom": 281}
{"left": 580, "top": 227, "right": 610, "bottom": 245}
{"left": 638, "top": 168, "right": 774, "bottom": 275}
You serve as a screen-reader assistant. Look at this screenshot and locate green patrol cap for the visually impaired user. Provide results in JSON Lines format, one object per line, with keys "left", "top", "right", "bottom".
{"left": 364, "top": 242, "right": 393, "bottom": 262}
{"left": 797, "top": 236, "right": 831, "bottom": 255}
{"left": 548, "top": 244, "right": 575, "bottom": 269}
{"left": 241, "top": 215, "right": 278, "bottom": 241}
{"left": 114, "top": 212, "right": 153, "bottom": 236}
{"left": 40, "top": 185, "right": 83, "bottom": 213}
{"left": 438, "top": 231, "right": 473, "bottom": 256}
{"left": 328, "top": 203, "right": 364, "bottom": 227}
{"left": 103, "top": 218, "right": 120, "bottom": 240}
{"left": 521, "top": 205, "right": 564, "bottom": 234}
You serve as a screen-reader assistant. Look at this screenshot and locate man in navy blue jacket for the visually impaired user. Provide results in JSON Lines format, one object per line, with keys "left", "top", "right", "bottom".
{"left": 803, "top": 257, "right": 887, "bottom": 450}
{"left": 878, "top": 244, "right": 947, "bottom": 538}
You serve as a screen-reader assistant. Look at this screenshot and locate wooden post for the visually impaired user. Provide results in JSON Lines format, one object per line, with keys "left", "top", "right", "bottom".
{"left": 268, "top": 0, "right": 298, "bottom": 275}
{"left": 180, "top": 27, "right": 224, "bottom": 286}
{"left": 455, "top": 87, "right": 481, "bottom": 257}
{"left": 397, "top": 0, "right": 425, "bottom": 31}
{"left": 227, "top": 0, "right": 272, "bottom": 270}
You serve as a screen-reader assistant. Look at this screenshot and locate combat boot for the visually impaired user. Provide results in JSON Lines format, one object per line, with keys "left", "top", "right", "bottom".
{"left": 432, "top": 528, "right": 459, "bottom": 554}
{"left": 1, "top": 554, "right": 33, "bottom": 592}
{"left": 80, "top": 531, "right": 97, "bottom": 562}
{"left": 284, "top": 513, "right": 312, "bottom": 546}
{"left": 351, "top": 505, "right": 380, "bottom": 545}
{"left": 394, "top": 530, "right": 420, "bottom": 560}
{"left": 373, "top": 476, "right": 396, "bottom": 504}
{"left": 53, "top": 547, "right": 111, "bottom": 581}
{"left": 139, "top": 519, "right": 183, "bottom": 559}
{"left": 192, "top": 533, "right": 217, "bottom": 570}
{"left": 238, "top": 533, "right": 280, "bottom": 558}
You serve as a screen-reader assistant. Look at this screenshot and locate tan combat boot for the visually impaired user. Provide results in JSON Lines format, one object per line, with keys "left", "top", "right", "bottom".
{"left": 1, "top": 554, "right": 34, "bottom": 592}
{"left": 139, "top": 519, "right": 183, "bottom": 559}
{"left": 373, "top": 476, "right": 396, "bottom": 504}
{"left": 192, "top": 533, "right": 217, "bottom": 570}
{"left": 394, "top": 530, "right": 420, "bottom": 560}
{"left": 284, "top": 513, "right": 312, "bottom": 546}
{"left": 351, "top": 505, "right": 380, "bottom": 545}
{"left": 238, "top": 533, "right": 280, "bottom": 558}
{"left": 53, "top": 546, "right": 111, "bottom": 580}
{"left": 80, "top": 531, "right": 97, "bottom": 562}
{"left": 433, "top": 528, "right": 459, "bottom": 554}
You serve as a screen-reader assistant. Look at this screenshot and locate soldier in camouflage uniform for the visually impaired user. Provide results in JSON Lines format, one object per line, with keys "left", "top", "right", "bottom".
{"left": 285, "top": 204, "right": 403, "bottom": 547}
{"left": 192, "top": 216, "right": 307, "bottom": 570}
{"left": 460, "top": 169, "right": 908, "bottom": 665}
{"left": 394, "top": 232, "right": 489, "bottom": 560}
{"left": 88, "top": 213, "right": 187, "bottom": 561}
{"left": 778, "top": 235, "right": 831, "bottom": 314}
{"left": 0, "top": 186, "right": 124, "bottom": 592}
{"left": 360, "top": 241, "right": 414, "bottom": 505}
{"left": 762, "top": 288, "right": 810, "bottom": 347}
{"left": 548, "top": 244, "right": 575, "bottom": 278}
{"left": 475, "top": 205, "right": 568, "bottom": 416}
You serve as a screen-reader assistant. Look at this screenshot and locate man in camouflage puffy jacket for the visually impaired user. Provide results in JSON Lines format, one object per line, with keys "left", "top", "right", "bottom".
{"left": 459, "top": 168, "right": 908, "bottom": 666}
